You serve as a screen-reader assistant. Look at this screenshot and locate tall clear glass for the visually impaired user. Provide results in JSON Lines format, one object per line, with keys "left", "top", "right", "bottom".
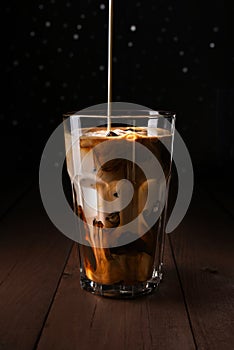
{"left": 63, "top": 107, "right": 175, "bottom": 298}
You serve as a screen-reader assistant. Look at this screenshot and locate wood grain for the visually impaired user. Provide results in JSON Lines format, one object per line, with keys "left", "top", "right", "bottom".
{"left": 36, "top": 238, "right": 195, "bottom": 350}
{"left": 0, "top": 188, "right": 73, "bottom": 350}
{"left": 170, "top": 187, "right": 234, "bottom": 350}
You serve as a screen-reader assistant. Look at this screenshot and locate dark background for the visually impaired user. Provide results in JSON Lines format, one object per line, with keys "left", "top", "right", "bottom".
{"left": 1, "top": 0, "right": 234, "bottom": 181}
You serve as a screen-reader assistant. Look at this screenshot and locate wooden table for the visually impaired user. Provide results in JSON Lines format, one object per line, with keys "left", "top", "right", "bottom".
{"left": 0, "top": 181, "right": 233, "bottom": 350}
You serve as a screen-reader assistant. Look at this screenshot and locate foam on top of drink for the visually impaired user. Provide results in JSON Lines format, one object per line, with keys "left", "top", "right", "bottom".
{"left": 79, "top": 127, "right": 172, "bottom": 150}
{"left": 81, "top": 127, "right": 171, "bottom": 140}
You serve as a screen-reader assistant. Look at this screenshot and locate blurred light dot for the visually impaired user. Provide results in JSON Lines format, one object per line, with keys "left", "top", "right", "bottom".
{"left": 113, "top": 56, "right": 117, "bottom": 63}
{"left": 54, "top": 162, "right": 59, "bottom": 168}
{"left": 161, "top": 27, "right": 166, "bottom": 33}
{"left": 179, "top": 50, "right": 184, "bottom": 56}
{"left": 57, "top": 47, "right": 62, "bottom": 53}
{"left": 30, "top": 31, "right": 35, "bottom": 37}
{"left": 164, "top": 17, "right": 170, "bottom": 22}
{"left": 12, "top": 120, "right": 18, "bottom": 126}
{"left": 100, "top": 4, "right": 105, "bottom": 10}
{"left": 130, "top": 25, "right": 136, "bottom": 32}
{"left": 209, "top": 42, "right": 215, "bottom": 48}
{"left": 63, "top": 23, "right": 68, "bottom": 28}
{"left": 198, "top": 96, "right": 204, "bottom": 102}
{"left": 73, "top": 33, "right": 79, "bottom": 40}
{"left": 60, "top": 96, "right": 65, "bottom": 101}
{"left": 99, "top": 65, "right": 105, "bottom": 71}
{"left": 45, "top": 81, "right": 51, "bottom": 87}
{"left": 80, "top": 14, "right": 85, "bottom": 19}
{"left": 168, "top": 5, "right": 173, "bottom": 11}
{"left": 128, "top": 42, "right": 133, "bottom": 47}
{"left": 62, "top": 82, "right": 68, "bottom": 88}
{"left": 182, "top": 67, "right": 188, "bottom": 73}
{"left": 77, "top": 24, "right": 82, "bottom": 30}
{"left": 42, "top": 39, "right": 48, "bottom": 45}
{"left": 38, "top": 4, "right": 44, "bottom": 10}
{"left": 42, "top": 98, "right": 47, "bottom": 103}
{"left": 13, "top": 60, "right": 19, "bottom": 66}
{"left": 45, "top": 21, "right": 51, "bottom": 27}
{"left": 173, "top": 36, "right": 178, "bottom": 42}
{"left": 66, "top": 2, "right": 71, "bottom": 7}
{"left": 213, "top": 26, "right": 219, "bottom": 32}
{"left": 38, "top": 65, "right": 44, "bottom": 70}
{"left": 69, "top": 52, "right": 74, "bottom": 58}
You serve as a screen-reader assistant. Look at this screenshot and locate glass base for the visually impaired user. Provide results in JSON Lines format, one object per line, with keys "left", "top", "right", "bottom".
{"left": 80, "top": 274, "right": 161, "bottom": 299}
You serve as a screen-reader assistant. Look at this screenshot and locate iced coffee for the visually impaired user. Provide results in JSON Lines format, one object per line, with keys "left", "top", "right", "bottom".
{"left": 65, "top": 123, "right": 173, "bottom": 296}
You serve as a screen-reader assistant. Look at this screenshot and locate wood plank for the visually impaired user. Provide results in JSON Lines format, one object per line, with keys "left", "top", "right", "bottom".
{"left": 0, "top": 188, "right": 73, "bottom": 350}
{"left": 170, "top": 187, "right": 234, "bottom": 350}
{"left": 36, "top": 238, "right": 195, "bottom": 350}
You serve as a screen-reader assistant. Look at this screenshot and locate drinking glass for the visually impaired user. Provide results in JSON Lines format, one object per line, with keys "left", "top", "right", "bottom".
{"left": 63, "top": 107, "right": 175, "bottom": 298}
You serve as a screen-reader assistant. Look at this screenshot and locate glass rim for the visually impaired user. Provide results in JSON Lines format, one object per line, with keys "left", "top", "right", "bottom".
{"left": 63, "top": 109, "right": 176, "bottom": 119}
